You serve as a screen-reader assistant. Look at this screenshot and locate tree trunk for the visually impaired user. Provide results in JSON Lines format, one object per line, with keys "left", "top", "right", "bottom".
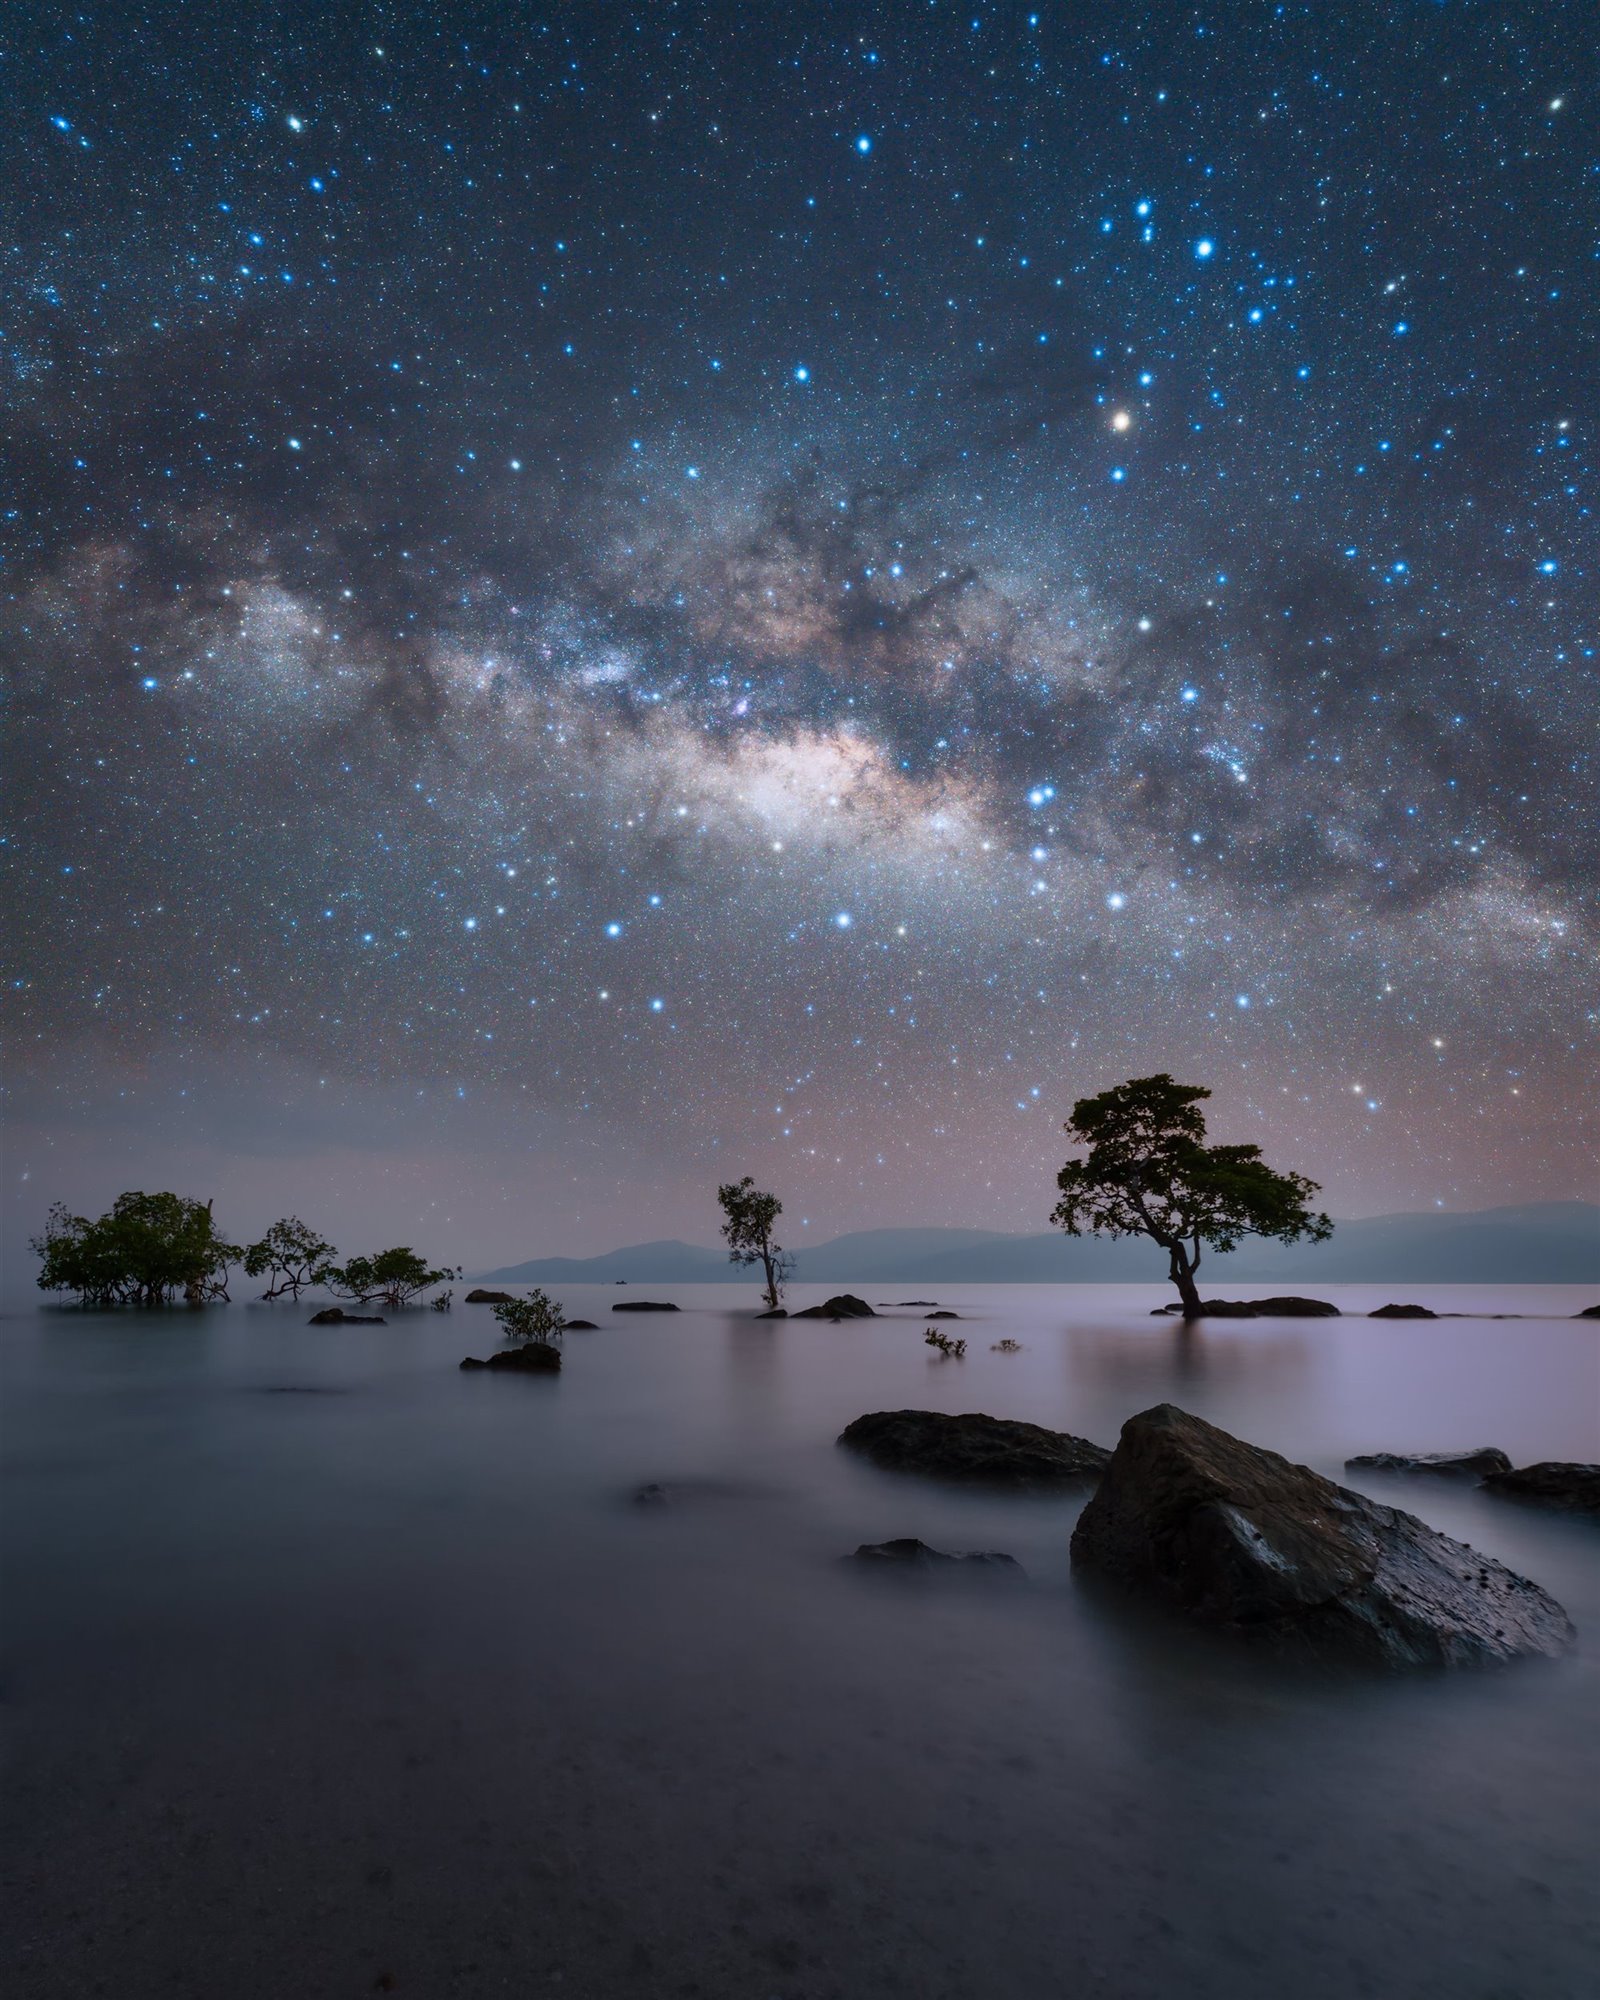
{"left": 759, "top": 1246, "right": 779, "bottom": 1310}
{"left": 1168, "top": 1241, "right": 1204, "bottom": 1320}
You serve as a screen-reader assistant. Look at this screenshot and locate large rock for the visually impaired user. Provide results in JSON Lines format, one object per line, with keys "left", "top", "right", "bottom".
{"left": 464, "top": 1287, "right": 516, "bottom": 1304}
{"left": 1575, "top": 1304, "right": 1600, "bottom": 1319}
{"left": 1346, "top": 1447, "right": 1512, "bottom": 1479}
{"left": 459, "top": 1342, "right": 561, "bottom": 1372}
{"left": 1482, "top": 1462, "right": 1600, "bottom": 1516}
{"left": 610, "top": 1300, "right": 679, "bottom": 1313}
{"left": 1151, "top": 1296, "right": 1340, "bottom": 1319}
{"left": 792, "top": 1294, "right": 877, "bottom": 1319}
{"left": 848, "top": 1538, "right": 1023, "bottom": 1573}
{"left": 1369, "top": 1303, "right": 1438, "bottom": 1319}
{"left": 839, "top": 1409, "right": 1110, "bottom": 1489}
{"left": 1070, "top": 1403, "right": 1573, "bottom": 1668}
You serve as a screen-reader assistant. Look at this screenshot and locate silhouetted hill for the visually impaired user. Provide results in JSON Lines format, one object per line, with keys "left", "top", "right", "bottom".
{"left": 484, "top": 1202, "right": 1598, "bottom": 1285}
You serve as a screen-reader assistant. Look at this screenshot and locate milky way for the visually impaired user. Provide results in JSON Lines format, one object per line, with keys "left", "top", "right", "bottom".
{"left": 4, "top": 4, "right": 1594, "bottom": 1257}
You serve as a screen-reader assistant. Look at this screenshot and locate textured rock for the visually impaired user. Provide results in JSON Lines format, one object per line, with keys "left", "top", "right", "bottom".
{"left": 792, "top": 1294, "right": 877, "bottom": 1319}
{"left": 1070, "top": 1403, "right": 1573, "bottom": 1668}
{"left": 848, "top": 1538, "right": 1023, "bottom": 1573}
{"left": 1482, "top": 1462, "right": 1600, "bottom": 1515}
{"left": 839, "top": 1409, "right": 1109, "bottom": 1489}
{"left": 1346, "top": 1448, "right": 1512, "bottom": 1480}
{"left": 1369, "top": 1303, "right": 1439, "bottom": 1319}
{"left": 459, "top": 1342, "right": 561, "bottom": 1372}
{"left": 610, "top": 1300, "right": 680, "bottom": 1313}
{"left": 464, "top": 1287, "right": 516, "bottom": 1304}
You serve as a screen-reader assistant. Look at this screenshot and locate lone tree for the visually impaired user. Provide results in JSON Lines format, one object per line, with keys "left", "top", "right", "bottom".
{"left": 322, "top": 1247, "right": 459, "bottom": 1311}
{"left": 1050, "top": 1075, "right": 1331, "bottom": 1320}
{"left": 32, "top": 1192, "right": 237, "bottom": 1308}
{"left": 243, "top": 1217, "right": 337, "bottom": 1301}
{"left": 716, "top": 1177, "right": 792, "bottom": 1310}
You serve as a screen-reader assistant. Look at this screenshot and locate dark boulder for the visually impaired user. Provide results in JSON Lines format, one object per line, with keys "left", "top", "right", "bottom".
{"left": 611, "top": 1300, "right": 680, "bottom": 1313}
{"left": 308, "top": 1306, "right": 385, "bottom": 1324}
{"left": 754, "top": 1307, "right": 788, "bottom": 1319}
{"left": 561, "top": 1319, "right": 598, "bottom": 1330}
{"left": 1346, "top": 1447, "right": 1512, "bottom": 1479}
{"left": 464, "top": 1287, "right": 516, "bottom": 1304}
{"left": 848, "top": 1538, "right": 1023, "bottom": 1573}
{"left": 1369, "top": 1303, "right": 1438, "bottom": 1319}
{"left": 1071, "top": 1403, "right": 1573, "bottom": 1668}
{"left": 1482, "top": 1462, "right": 1600, "bottom": 1516}
{"left": 792, "top": 1294, "right": 877, "bottom": 1320}
{"left": 1575, "top": 1304, "right": 1600, "bottom": 1319}
{"left": 459, "top": 1342, "right": 561, "bottom": 1373}
{"left": 1254, "top": 1296, "right": 1342, "bottom": 1317}
{"left": 1151, "top": 1299, "right": 1259, "bottom": 1318}
{"left": 926, "top": 1309, "right": 962, "bottom": 1320}
{"left": 893, "top": 1300, "right": 939, "bottom": 1307}
{"left": 839, "top": 1409, "right": 1110, "bottom": 1489}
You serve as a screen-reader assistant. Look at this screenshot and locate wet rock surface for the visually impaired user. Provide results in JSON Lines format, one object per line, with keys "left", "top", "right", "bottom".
{"left": 848, "top": 1538, "right": 1023, "bottom": 1573}
{"left": 459, "top": 1342, "right": 561, "bottom": 1373}
{"left": 1071, "top": 1403, "right": 1574, "bottom": 1668}
{"left": 1482, "top": 1462, "right": 1600, "bottom": 1515}
{"left": 1345, "top": 1448, "right": 1513, "bottom": 1479}
{"left": 839, "top": 1409, "right": 1110, "bottom": 1488}
{"left": 792, "top": 1294, "right": 877, "bottom": 1319}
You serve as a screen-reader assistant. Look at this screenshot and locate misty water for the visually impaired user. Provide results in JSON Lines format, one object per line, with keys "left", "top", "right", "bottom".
{"left": 3, "top": 1282, "right": 1597, "bottom": 1999}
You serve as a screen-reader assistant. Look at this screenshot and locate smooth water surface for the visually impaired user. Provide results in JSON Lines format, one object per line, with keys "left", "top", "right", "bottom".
{"left": 3, "top": 1283, "right": 1597, "bottom": 1999}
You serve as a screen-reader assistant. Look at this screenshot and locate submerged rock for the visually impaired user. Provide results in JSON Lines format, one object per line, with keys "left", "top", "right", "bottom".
{"left": 464, "top": 1287, "right": 516, "bottom": 1304}
{"left": 1482, "top": 1462, "right": 1600, "bottom": 1516}
{"left": 561, "top": 1318, "right": 598, "bottom": 1330}
{"left": 459, "top": 1342, "right": 561, "bottom": 1373}
{"left": 308, "top": 1306, "right": 385, "bottom": 1324}
{"left": 1071, "top": 1403, "right": 1573, "bottom": 1668}
{"left": 926, "top": 1309, "right": 962, "bottom": 1320}
{"left": 1369, "top": 1303, "right": 1439, "bottom": 1319}
{"left": 848, "top": 1538, "right": 1023, "bottom": 1573}
{"left": 839, "top": 1409, "right": 1110, "bottom": 1489}
{"left": 754, "top": 1306, "right": 788, "bottom": 1319}
{"left": 792, "top": 1294, "right": 877, "bottom": 1319}
{"left": 1346, "top": 1448, "right": 1512, "bottom": 1479}
{"left": 611, "top": 1300, "right": 680, "bottom": 1313}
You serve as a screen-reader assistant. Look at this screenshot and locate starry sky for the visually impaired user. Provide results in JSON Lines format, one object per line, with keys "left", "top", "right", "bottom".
{"left": 5, "top": 2, "right": 1595, "bottom": 1268}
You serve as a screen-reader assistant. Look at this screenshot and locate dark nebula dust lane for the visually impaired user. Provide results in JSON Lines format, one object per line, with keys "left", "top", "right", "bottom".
{"left": 4, "top": 3, "right": 1594, "bottom": 1257}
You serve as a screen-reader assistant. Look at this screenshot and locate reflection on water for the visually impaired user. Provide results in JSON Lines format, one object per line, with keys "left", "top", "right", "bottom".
{"left": 2, "top": 1282, "right": 1597, "bottom": 2000}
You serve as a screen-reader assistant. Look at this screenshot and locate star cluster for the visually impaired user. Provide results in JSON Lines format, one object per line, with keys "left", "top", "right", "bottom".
{"left": 5, "top": 4, "right": 1594, "bottom": 1254}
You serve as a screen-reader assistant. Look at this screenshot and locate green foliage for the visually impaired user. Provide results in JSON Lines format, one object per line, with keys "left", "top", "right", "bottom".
{"left": 31, "top": 1192, "right": 238, "bottom": 1307}
{"left": 492, "top": 1288, "right": 566, "bottom": 1343}
{"left": 242, "top": 1216, "right": 337, "bottom": 1301}
{"left": 716, "top": 1176, "right": 793, "bottom": 1308}
{"left": 1050, "top": 1074, "right": 1331, "bottom": 1316}
{"left": 322, "top": 1246, "right": 459, "bottom": 1309}
{"left": 924, "top": 1326, "right": 967, "bottom": 1358}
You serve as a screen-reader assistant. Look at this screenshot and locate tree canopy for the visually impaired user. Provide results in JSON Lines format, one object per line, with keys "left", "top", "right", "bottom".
{"left": 242, "top": 1217, "right": 337, "bottom": 1300}
{"left": 321, "top": 1247, "right": 458, "bottom": 1309}
{"left": 492, "top": 1289, "right": 566, "bottom": 1344}
{"left": 1050, "top": 1075, "right": 1332, "bottom": 1317}
{"left": 32, "top": 1192, "right": 237, "bottom": 1307}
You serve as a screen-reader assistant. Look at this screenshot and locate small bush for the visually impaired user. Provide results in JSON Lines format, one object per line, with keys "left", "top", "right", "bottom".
{"left": 990, "top": 1338, "right": 1023, "bottom": 1353}
{"left": 493, "top": 1288, "right": 566, "bottom": 1344}
{"left": 924, "top": 1326, "right": 967, "bottom": 1359}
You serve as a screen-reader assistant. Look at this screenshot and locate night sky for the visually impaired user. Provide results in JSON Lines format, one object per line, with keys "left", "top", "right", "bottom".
{"left": 5, "top": 3, "right": 1595, "bottom": 1266}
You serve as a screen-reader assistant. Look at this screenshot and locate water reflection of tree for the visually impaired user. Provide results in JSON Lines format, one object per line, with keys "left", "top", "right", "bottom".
{"left": 1067, "top": 1323, "right": 1315, "bottom": 1399}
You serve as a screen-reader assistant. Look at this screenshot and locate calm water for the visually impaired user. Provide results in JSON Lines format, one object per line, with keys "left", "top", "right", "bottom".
{"left": 3, "top": 1282, "right": 1597, "bottom": 2000}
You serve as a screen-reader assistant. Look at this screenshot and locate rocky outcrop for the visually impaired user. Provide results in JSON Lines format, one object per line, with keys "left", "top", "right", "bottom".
{"left": 839, "top": 1409, "right": 1109, "bottom": 1489}
{"left": 464, "top": 1287, "right": 516, "bottom": 1304}
{"left": 1482, "top": 1462, "right": 1600, "bottom": 1515}
{"left": 308, "top": 1306, "right": 385, "bottom": 1324}
{"left": 1369, "top": 1303, "right": 1438, "bottom": 1319}
{"left": 611, "top": 1300, "right": 679, "bottom": 1312}
{"left": 1346, "top": 1447, "right": 1512, "bottom": 1479}
{"left": 1151, "top": 1297, "right": 1339, "bottom": 1318}
{"left": 792, "top": 1294, "right": 877, "bottom": 1319}
{"left": 1070, "top": 1403, "right": 1573, "bottom": 1668}
{"left": 926, "top": 1309, "right": 962, "bottom": 1320}
{"left": 754, "top": 1307, "right": 788, "bottom": 1318}
{"left": 460, "top": 1342, "right": 561, "bottom": 1372}
{"left": 848, "top": 1538, "right": 1023, "bottom": 1573}
{"left": 1576, "top": 1304, "right": 1600, "bottom": 1319}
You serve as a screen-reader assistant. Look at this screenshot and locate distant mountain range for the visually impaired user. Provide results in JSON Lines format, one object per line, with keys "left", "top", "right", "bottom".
{"left": 484, "top": 1201, "right": 1599, "bottom": 1286}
